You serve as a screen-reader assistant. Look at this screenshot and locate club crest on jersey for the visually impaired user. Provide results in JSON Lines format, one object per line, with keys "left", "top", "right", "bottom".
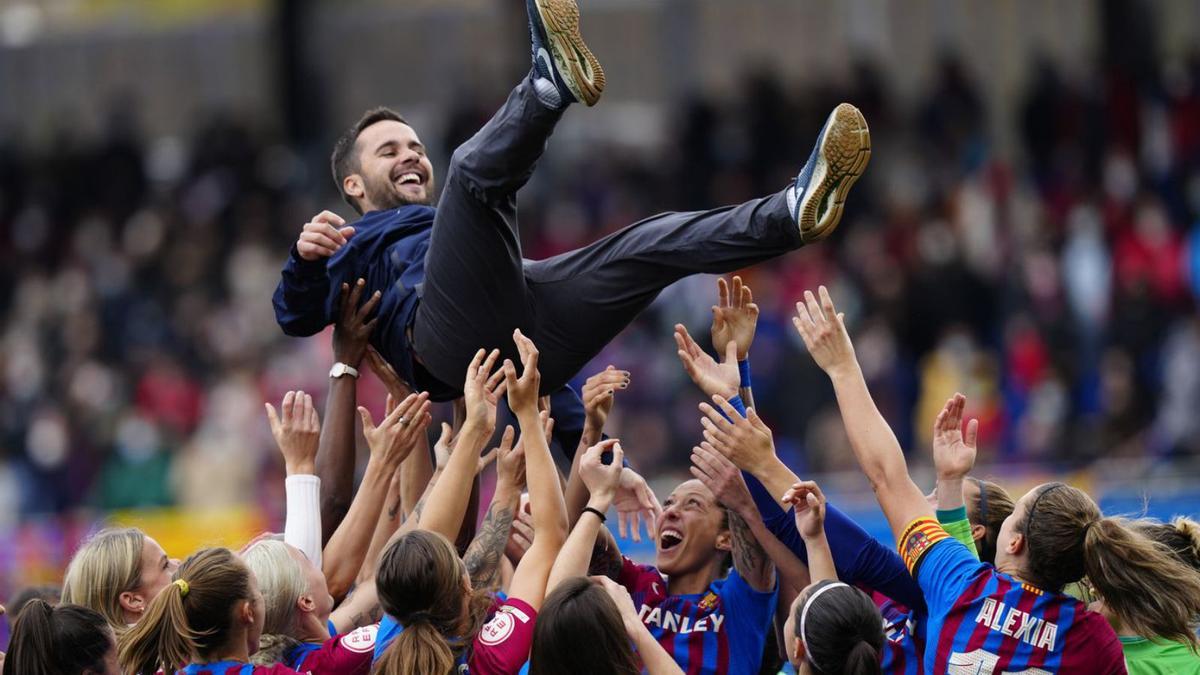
{"left": 698, "top": 591, "right": 719, "bottom": 611}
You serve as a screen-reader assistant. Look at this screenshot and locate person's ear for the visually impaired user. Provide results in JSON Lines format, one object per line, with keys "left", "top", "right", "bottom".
{"left": 297, "top": 593, "right": 317, "bottom": 615}
{"left": 343, "top": 174, "right": 365, "bottom": 201}
{"left": 238, "top": 599, "right": 255, "bottom": 626}
{"left": 715, "top": 530, "right": 732, "bottom": 553}
{"left": 118, "top": 591, "right": 146, "bottom": 618}
{"left": 971, "top": 523, "right": 987, "bottom": 544}
{"left": 1008, "top": 531, "right": 1025, "bottom": 556}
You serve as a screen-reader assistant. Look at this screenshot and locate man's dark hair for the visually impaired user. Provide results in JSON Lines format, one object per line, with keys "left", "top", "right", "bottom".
{"left": 330, "top": 107, "right": 408, "bottom": 214}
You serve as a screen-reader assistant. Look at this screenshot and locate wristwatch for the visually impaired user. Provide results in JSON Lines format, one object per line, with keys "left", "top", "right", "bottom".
{"left": 329, "top": 362, "right": 359, "bottom": 379}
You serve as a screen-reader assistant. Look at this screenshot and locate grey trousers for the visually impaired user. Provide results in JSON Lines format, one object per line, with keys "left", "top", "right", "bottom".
{"left": 413, "top": 76, "right": 803, "bottom": 395}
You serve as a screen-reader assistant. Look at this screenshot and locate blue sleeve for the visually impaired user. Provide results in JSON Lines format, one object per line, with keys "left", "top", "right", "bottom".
{"left": 719, "top": 569, "right": 779, "bottom": 672}
{"left": 373, "top": 614, "right": 402, "bottom": 662}
{"left": 901, "top": 518, "right": 987, "bottom": 617}
{"left": 273, "top": 246, "right": 336, "bottom": 337}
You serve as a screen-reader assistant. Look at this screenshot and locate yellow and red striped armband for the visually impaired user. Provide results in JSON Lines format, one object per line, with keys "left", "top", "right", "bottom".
{"left": 898, "top": 517, "right": 952, "bottom": 574}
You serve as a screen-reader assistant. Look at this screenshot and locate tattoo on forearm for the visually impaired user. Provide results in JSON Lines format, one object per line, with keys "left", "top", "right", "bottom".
{"left": 349, "top": 606, "right": 382, "bottom": 628}
{"left": 386, "top": 493, "right": 403, "bottom": 520}
{"left": 588, "top": 528, "right": 624, "bottom": 580}
{"left": 462, "top": 502, "right": 515, "bottom": 592}
{"left": 728, "top": 510, "right": 771, "bottom": 582}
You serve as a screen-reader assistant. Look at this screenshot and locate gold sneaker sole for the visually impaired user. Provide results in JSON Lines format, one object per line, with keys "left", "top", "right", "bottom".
{"left": 535, "top": 0, "right": 605, "bottom": 106}
{"left": 799, "top": 103, "right": 871, "bottom": 243}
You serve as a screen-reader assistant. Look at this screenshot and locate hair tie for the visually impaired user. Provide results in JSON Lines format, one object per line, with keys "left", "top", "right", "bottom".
{"left": 173, "top": 579, "right": 189, "bottom": 597}
{"left": 800, "top": 581, "right": 849, "bottom": 672}
{"left": 1083, "top": 519, "right": 1100, "bottom": 537}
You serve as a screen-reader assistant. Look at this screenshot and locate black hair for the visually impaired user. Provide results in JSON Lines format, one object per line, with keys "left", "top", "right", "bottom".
{"left": 3, "top": 600, "right": 113, "bottom": 675}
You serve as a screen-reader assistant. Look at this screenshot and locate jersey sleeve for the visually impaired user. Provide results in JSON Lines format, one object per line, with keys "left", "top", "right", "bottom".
{"left": 470, "top": 597, "right": 538, "bottom": 675}
{"left": 718, "top": 567, "right": 779, "bottom": 668}
{"left": 898, "top": 517, "right": 986, "bottom": 617}
{"left": 296, "top": 626, "right": 376, "bottom": 675}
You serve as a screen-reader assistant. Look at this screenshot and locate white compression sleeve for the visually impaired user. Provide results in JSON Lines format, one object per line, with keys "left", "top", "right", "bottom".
{"left": 284, "top": 474, "right": 323, "bottom": 570}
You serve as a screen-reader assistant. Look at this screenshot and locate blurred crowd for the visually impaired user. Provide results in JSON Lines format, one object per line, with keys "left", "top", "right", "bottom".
{"left": 1, "top": 48, "right": 1200, "bottom": 532}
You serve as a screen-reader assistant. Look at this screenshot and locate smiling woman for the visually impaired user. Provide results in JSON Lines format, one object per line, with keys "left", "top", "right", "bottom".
{"left": 60, "top": 527, "right": 179, "bottom": 635}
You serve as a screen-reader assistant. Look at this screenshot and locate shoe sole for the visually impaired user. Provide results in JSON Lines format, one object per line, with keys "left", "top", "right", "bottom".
{"left": 798, "top": 103, "right": 871, "bottom": 243}
{"left": 534, "top": 0, "right": 605, "bottom": 106}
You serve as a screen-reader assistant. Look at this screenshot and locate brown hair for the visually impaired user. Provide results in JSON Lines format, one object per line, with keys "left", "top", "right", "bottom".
{"left": 3, "top": 600, "right": 114, "bottom": 675}
{"left": 330, "top": 106, "right": 408, "bottom": 214}
{"left": 117, "top": 547, "right": 254, "bottom": 675}
{"left": 529, "top": 577, "right": 640, "bottom": 675}
{"left": 793, "top": 581, "right": 883, "bottom": 675}
{"left": 60, "top": 527, "right": 145, "bottom": 634}
{"left": 969, "top": 478, "right": 1015, "bottom": 565}
{"left": 374, "top": 530, "right": 491, "bottom": 675}
{"left": 1135, "top": 517, "right": 1200, "bottom": 573}
{"left": 1018, "top": 483, "right": 1200, "bottom": 647}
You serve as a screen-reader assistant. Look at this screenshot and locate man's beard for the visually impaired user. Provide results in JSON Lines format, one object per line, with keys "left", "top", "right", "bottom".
{"left": 363, "top": 172, "right": 436, "bottom": 210}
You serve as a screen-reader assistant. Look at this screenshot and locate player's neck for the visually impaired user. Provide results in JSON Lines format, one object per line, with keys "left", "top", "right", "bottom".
{"left": 299, "top": 614, "right": 330, "bottom": 643}
{"left": 666, "top": 563, "right": 720, "bottom": 596}
{"left": 202, "top": 634, "right": 252, "bottom": 665}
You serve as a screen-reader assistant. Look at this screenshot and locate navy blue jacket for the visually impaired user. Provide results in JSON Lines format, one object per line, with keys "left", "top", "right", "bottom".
{"left": 273, "top": 206, "right": 588, "bottom": 451}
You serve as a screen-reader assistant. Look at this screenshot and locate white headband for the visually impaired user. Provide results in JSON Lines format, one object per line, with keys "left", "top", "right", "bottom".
{"left": 799, "top": 581, "right": 850, "bottom": 671}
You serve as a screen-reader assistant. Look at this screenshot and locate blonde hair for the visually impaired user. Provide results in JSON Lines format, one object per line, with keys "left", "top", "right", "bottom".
{"left": 242, "top": 538, "right": 307, "bottom": 664}
{"left": 60, "top": 527, "right": 146, "bottom": 634}
{"left": 117, "top": 547, "right": 253, "bottom": 675}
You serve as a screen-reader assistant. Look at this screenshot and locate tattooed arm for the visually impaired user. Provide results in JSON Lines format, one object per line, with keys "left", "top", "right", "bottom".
{"left": 728, "top": 510, "right": 776, "bottom": 592}
{"left": 463, "top": 494, "right": 519, "bottom": 592}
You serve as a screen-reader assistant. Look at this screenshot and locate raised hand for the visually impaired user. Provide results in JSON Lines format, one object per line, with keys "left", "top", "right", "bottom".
{"left": 933, "top": 393, "right": 978, "bottom": 480}
{"left": 592, "top": 575, "right": 644, "bottom": 635}
{"left": 792, "top": 286, "right": 856, "bottom": 376}
{"left": 265, "top": 390, "right": 321, "bottom": 475}
{"left": 462, "top": 348, "right": 506, "bottom": 432}
{"left": 782, "top": 480, "right": 827, "bottom": 541}
{"left": 505, "top": 494, "right": 534, "bottom": 565}
{"left": 579, "top": 439, "right": 624, "bottom": 507}
{"left": 365, "top": 346, "right": 413, "bottom": 400}
{"left": 333, "top": 279, "right": 381, "bottom": 367}
{"left": 711, "top": 276, "right": 759, "bottom": 362}
{"left": 698, "top": 395, "right": 777, "bottom": 475}
{"left": 674, "top": 324, "right": 739, "bottom": 399}
{"left": 493, "top": 426, "right": 527, "bottom": 491}
{"left": 296, "top": 210, "right": 354, "bottom": 261}
{"left": 582, "top": 366, "right": 630, "bottom": 433}
{"left": 612, "top": 465, "right": 662, "bottom": 543}
{"left": 503, "top": 329, "right": 541, "bottom": 415}
{"left": 357, "top": 392, "right": 432, "bottom": 469}
{"left": 690, "top": 442, "right": 754, "bottom": 517}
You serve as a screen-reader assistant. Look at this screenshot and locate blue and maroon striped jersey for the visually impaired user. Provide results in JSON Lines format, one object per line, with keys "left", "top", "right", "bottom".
{"left": 178, "top": 662, "right": 303, "bottom": 675}
{"left": 873, "top": 593, "right": 924, "bottom": 675}
{"left": 900, "top": 517, "right": 1125, "bottom": 674}
{"left": 617, "top": 557, "right": 777, "bottom": 675}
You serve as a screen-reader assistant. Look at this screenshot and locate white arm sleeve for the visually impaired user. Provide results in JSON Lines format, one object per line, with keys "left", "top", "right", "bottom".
{"left": 284, "top": 474, "right": 323, "bottom": 570}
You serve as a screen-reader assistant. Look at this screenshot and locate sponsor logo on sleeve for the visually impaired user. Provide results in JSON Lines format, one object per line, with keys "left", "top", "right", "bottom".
{"left": 479, "top": 612, "right": 516, "bottom": 646}
{"left": 339, "top": 624, "right": 379, "bottom": 654}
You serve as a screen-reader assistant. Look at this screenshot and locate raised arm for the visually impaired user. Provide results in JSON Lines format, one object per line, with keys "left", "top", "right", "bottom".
{"left": 710, "top": 276, "right": 759, "bottom": 408}
{"left": 691, "top": 444, "right": 800, "bottom": 593}
{"left": 363, "top": 346, "right": 431, "bottom": 521}
{"left": 792, "top": 286, "right": 933, "bottom": 540}
{"left": 461, "top": 426, "right": 526, "bottom": 593}
{"left": 317, "top": 279, "right": 381, "bottom": 544}
{"left": 505, "top": 330, "right": 570, "bottom": 610}
{"left": 548, "top": 439, "right": 623, "bottom": 592}
{"left": 324, "top": 392, "right": 430, "bottom": 600}
{"left": 417, "top": 348, "right": 504, "bottom": 539}
{"left": 782, "top": 481, "right": 835, "bottom": 583}
{"left": 266, "top": 390, "right": 323, "bottom": 568}
{"left": 595, "top": 576, "right": 686, "bottom": 675}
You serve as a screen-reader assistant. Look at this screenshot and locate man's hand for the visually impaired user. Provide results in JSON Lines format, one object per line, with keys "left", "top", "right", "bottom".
{"left": 698, "top": 395, "right": 778, "bottom": 476}
{"left": 782, "top": 480, "right": 827, "bottom": 542}
{"left": 579, "top": 439, "right": 624, "bottom": 507}
{"left": 333, "top": 279, "right": 381, "bottom": 367}
{"left": 711, "top": 276, "right": 759, "bottom": 362}
{"left": 792, "top": 286, "right": 856, "bottom": 377}
{"left": 612, "top": 465, "right": 662, "bottom": 543}
{"left": 462, "top": 348, "right": 506, "bottom": 432}
{"left": 690, "top": 442, "right": 754, "bottom": 518}
{"left": 265, "top": 390, "right": 321, "bottom": 475}
{"left": 675, "top": 324, "right": 739, "bottom": 399}
{"left": 503, "top": 329, "right": 541, "bottom": 416}
{"left": 357, "top": 392, "right": 432, "bottom": 470}
{"left": 296, "top": 210, "right": 355, "bottom": 261}
{"left": 365, "top": 346, "right": 414, "bottom": 401}
{"left": 582, "top": 366, "right": 629, "bottom": 433}
{"left": 933, "top": 393, "right": 978, "bottom": 481}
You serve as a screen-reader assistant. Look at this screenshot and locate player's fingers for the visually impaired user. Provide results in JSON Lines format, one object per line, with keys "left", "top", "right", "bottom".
{"left": 313, "top": 209, "right": 347, "bottom": 227}
{"left": 717, "top": 277, "right": 729, "bottom": 308}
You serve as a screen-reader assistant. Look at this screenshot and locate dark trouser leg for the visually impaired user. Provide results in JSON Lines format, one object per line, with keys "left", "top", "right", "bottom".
{"left": 525, "top": 190, "right": 801, "bottom": 392}
{"left": 413, "top": 75, "right": 564, "bottom": 391}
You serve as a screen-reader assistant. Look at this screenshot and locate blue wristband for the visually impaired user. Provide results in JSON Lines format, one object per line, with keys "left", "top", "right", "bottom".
{"left": 714, "top": 395, "right": 748, "bottom": 423}
{"left": 738, "top": 358, "right": 751, "bottom": 389}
